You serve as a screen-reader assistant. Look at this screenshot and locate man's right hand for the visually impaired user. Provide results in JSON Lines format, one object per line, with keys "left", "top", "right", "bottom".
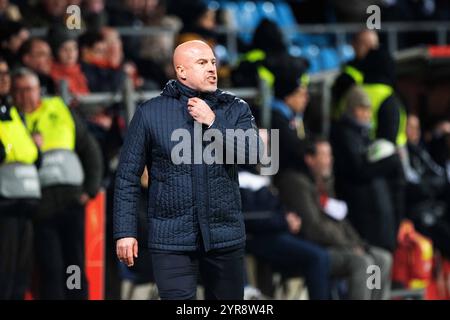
{"left": 116, "top": 237, "right": 138, "bottom": 267}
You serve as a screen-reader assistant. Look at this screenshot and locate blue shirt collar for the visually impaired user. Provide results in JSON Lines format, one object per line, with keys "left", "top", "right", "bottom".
{"left": 271, "top": 98, "right": 296, "bottom": 120}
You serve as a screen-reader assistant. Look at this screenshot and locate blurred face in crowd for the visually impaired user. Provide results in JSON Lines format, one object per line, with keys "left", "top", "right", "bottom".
{"left": 0, "top": 0, "right": 8, "bottom": 12}
{"left": 198, "top": 9, "right": 216, "bottom": 30}
{"left": 85, "top": 0, "right": 105, "bottom": 13}
{"left": 42, "top": 0, "right": 67, "bottom": 17}
{"left": 285, "top": 85, "right": 309, "bottom": 114}
{"left": 353, "top": 30, "right": 379, "bottom": 60}
{"left": 82, "top": 39, "right": 107, "bottom": 63}
{"left": 23, "top": 40, "right": 52, "bottom": 75}
{"left": 124, "top": 0, "right": 146, "bottom": 15}
{"left": 406, "top": 114, "right": 421, "bottom": 145}
{"left": 12, "top": 74, "right": 41, "bottom": 113}
{"left": 352, "top": 105, "right": 372, "bottom": 126}
{"left": 305, "top": 141, "right": 333, "bottom": 179}
{"left": 57, "top": 40, "right": 79, "bottom": 66}
{"left": 0, "top": 62, "right": 10, "bottom": 96}
{"left": 174, "top": 40, "right": 218, "bottom": 92}
{"left": 101, "top": 27, "right": 123, "bottom": 67}
{"left": 7, "top": 28, "right": 30, "bottom": 53}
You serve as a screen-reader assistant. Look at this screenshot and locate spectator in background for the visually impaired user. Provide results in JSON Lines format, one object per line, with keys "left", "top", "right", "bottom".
{"left": 231, "top": 18, "right": 309, "bottom": 89}
{"left": 100, "top": 27, "right": 144, "bottom": 89}
{"left": 12, "top": 68, "right": 103, "bottom": 299}
{"left": 48, "top": 27, "right": 89, "bottom": 97}
{"left": 0, "top": 0, "right": 22, "bottom": 23}
{"left": 360, "top": 47, "right": 407, "bottom": 237}
{"left": 19, "top": 37, "right": 56, "bottom": 96}
{"left": 23, "top": 0, "right": 69, "bottom": 28}
{"left": 284, "top": 138, "right": 392, "bottom": 300}
{"left": 271, "top": 65, "right": 310, "bottom": 185}
{"left": 139, "top": 0, "right": 181, "bottom": 83}
{"left": 176, "top": 0, "right": 218, "bottom": 48}
{"left": 107, "top": 0, "right": 146, "bottom": 63}
{"left": 82, "top": 0, "right": 109, "bottom": 31}
{"left": 330, "top": 85, "right": 402, "bottom": 251}
{"left": 405, "top": 114, "right": 450, "bottom": 258}
{"left": 175, "top": 0, "right": 234, "bottom": 86}
{"left": 0, "top": 58, "right": 40, "bottom": 300}
{"left": 0, "top": 21, "right": 30, "bottom": 68}
{"left": 79, "top": 31, "right": 125, "bottom": 92}
{"left": 331, "top": 30, "right": 379, "bottom": 121}
{"left": 240, "top": 168, "right": 330, "bottom": 300}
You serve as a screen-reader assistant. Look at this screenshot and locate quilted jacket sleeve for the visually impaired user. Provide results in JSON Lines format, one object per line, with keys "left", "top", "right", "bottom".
{"left": 113, "top": 105, "right": 149, "bottom": 241}
{"left": 208, "top": 99, "right": 262, "bottom": 165}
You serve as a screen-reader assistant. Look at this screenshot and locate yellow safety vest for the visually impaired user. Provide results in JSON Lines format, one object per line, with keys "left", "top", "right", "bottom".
{"left": 362, "top": 83, "right": 408, "bottom": 146}
{"left": 241, "top": 49, "right": 310, "bottom": 91}
{"left": 0, "top": 106, "right": 38, "bottom": 164}
{"left": 23, "top": 97, "right": 76, "bottom": 152}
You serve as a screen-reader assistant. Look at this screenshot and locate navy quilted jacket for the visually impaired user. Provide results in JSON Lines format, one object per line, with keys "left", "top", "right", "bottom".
{"left": 113, "top": 80, "right": 261, "bottom": 251}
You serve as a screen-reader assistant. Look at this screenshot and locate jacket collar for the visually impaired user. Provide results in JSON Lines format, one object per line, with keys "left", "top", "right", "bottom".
{"left": 161, "top": 80, "right": 234, "bottom": 107}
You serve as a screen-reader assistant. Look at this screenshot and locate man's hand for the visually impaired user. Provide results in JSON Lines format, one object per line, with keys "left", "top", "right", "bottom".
{"left": 116, "top": 237, "right": 138, "bottom": 267}
{"left": 285, "top": 211, "right": 302, "bottom": 234}
{"left": 187, "top": 97, "right": 215, "bottom": 126}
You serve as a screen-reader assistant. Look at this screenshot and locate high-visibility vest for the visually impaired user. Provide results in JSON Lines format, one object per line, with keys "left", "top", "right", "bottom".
{"left": 0, "top": 106, "right": 41, "bottom": 199}
{"left": 22, "top": 97, "right": 84, "bottom": 187}
{"left": 362, "top": 83, "right": 408, "bottom": 146}
{"left": 0, "top": 106, "right": 38, "bottom": 164}
{"left": 241, "top": 49, "right": 275, "bottom": 88}
{"left": 24, "top": 97, "right": 76, "bottom": 152}
{"left": 241, "top": 49, "right": 310, "bottom": 91}
{"left": 332, "top": 64, "right": 365, "bottom": 120}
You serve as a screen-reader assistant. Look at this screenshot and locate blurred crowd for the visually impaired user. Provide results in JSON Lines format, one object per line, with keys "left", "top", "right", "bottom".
{"left": 1, "top": 0, "right": 450, "bottom": 300}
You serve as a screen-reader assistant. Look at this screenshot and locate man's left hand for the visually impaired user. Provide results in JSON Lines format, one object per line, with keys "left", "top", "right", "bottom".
{"left": 187, "top": 97, "right": 215, "bottom": 126}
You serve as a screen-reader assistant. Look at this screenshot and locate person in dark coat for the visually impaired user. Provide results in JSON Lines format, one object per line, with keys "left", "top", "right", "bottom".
{"left": 405, "top": 114, "right": 450, "bottom": 258}
{"left": 330, "top": 85, "right": 402, "bottom": 251}
{"left": 240, "top": 169, "right": 330, "bottom": 300}
{"left": 114, "top": 40, "right": 261, "bottom": 300}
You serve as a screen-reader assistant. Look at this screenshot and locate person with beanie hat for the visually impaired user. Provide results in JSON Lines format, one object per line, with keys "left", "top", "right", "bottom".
{"left": 48, "top": 28, "right": 90, "bottom": 97}
{"left": 270, "top": 65, "right": 310, "bottom": 176}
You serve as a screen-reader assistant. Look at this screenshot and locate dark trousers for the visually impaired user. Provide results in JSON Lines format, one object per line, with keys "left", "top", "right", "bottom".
{"left": 0, "top": 214, "right": 33, "bottom": 300}
{"left": 33, "top": 203, "right": 88, "bottom": 299}
{"left": 151, "top": 245, "right": 245, "bottom": 300}
{"left": 246, "top": 233, "right": 330, "bottom": 300}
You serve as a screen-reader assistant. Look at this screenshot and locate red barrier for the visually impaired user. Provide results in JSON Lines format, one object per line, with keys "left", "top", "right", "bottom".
{"left": 85, "top": 190, "right": 106, "bottom": 300}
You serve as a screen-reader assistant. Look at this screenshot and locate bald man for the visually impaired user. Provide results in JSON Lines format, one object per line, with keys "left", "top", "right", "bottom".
{"left": 114, "top": 40, "right": 261, "bottom": 300}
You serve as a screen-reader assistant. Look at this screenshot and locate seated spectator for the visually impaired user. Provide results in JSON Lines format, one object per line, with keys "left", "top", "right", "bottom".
{"left": 79, "top": 31, "right": 125, "bottom": 92}
{"left": 330, "top": 85, "right": 402, "bottom": 251}
{"left": 0, "top": 0, "right": 22, "bottom": 23}
{"left": 405, "top": 114, "right": 450, "bottom": 258}
{"left": 19, "top": 37, "right": 56, "bottom": 96}
{"left": 49, "top": 28, "right": 90, "bottom": 97}
{"left": 0, "top": 21, "right": 30, "bottom": 68}
{"left": 240, "top": 168, "right": 330, "bottom": 300}
{"left": 278, "top": 137, "right": 392, "bottom": 300}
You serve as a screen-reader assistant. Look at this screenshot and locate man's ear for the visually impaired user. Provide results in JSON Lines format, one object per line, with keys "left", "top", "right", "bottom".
{"left": 176, "top": 65, "right": 186, "bottom": 80}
